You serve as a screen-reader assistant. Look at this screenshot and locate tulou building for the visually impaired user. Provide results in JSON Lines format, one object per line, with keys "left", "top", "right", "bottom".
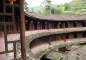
{"left": 0, "top": 0, "right": 86, "bottom": 60}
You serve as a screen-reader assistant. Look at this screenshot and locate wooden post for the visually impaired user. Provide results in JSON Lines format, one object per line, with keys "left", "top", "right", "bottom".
{"left": 12, "top": 6, "right": 16, "bottom": 32}
{"left": 69, "top": 33, "right": 74, "bottom": 39}
{"left": 62, "top": 22, "right": 65, "bottom": 28}
{"left": 4, "top": 24, "right": 8, "bottom": 51}
{"left": 58, "top": 22, "right": 61, "bottom": 28}
{"left": 70, "top": 22, "right": 73, "bottom": 28}
{"left": 20, "top": 0, "right": 26, "bottom": 60}
{"left": 49, "top": 36, "right": 51, "bottom": 45}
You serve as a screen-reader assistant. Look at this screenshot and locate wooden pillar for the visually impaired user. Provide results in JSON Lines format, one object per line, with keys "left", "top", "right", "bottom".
{"left": 75, "top": 22, "right": 77, "bottom": 27}
{"left": 58, "top": 35, "right": 61, "bottom": 40}
{"left": 3, "top": 0, "right": 8, "bottom": 51}
{"left": 45, "top": 22, "right": 48, "bottom": 29}
{"left": 37, "top": 21, "right": 41, "bottom": 30}
{"left": 58, "top": 22, "right": 61, "bottom": 28}
{"left": 20, "top": 0, "right": 26, "bottom": 60}
{"left": 4, "top": 24, "right": 8, "bottom": 51}
{"left": 40, "top": 22, "right": 42, "bottom": 30}
{"left": 29, "top": 21, "right": 34, "bottom": 30}
{"left": 56, "top": 35, "right": 59, "bottom": 40}
{"left": 49, "top": 36, "right": 51, "bottom": 45}
{"left": 18, "top": 21, "right": 20, "bottom": 31}
{"left": 84, "top": 21, "right": 86, "bottom": 27}
{"left": 62, "top": 22, "right": 65, "bottom": 28}
{"left": 49, "top": 22, "right": 52, "bottom": 29}
{"left": 70, "top": 22, "right": 73, "bottom": 28}
{"left": 57, "top": 22, "right": 59, "bottom": 29}
{"left": 77, "top": 21, "right": 82, "bottom": 27}
{"left": 38, "top": 39, "right": 40, "bottom": 45}
{"left": 58, "top": 35, "right": 62, "bottom": 40}
{"left": 8, "top": 25, "right": 11, "bottom": 32}
{"left": 62, "top": 34, "right": 66, "bottom": 42}
{"left": 12, "top": 6, "right": 16, "bottom": 32}
{"left": 52, "top": 35, "right": 56, "bottom": 41}
{"left": 67, "top": 22, "right": 69, "bottom": 28}
{"left": 69, "top": 33, "right": 74, "bottom": 39}
{"left": 46, "top": 22, "right": 49, "bottom": 29}
{"left": 77, "top": 33, "right": 82, "bottom": 38}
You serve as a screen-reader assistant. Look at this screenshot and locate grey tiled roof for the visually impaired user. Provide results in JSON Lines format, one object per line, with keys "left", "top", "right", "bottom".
{"left": 25, "top": 12, "right": 86, "bottom": 21}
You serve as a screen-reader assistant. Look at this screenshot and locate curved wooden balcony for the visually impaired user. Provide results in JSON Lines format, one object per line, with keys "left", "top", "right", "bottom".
{"left": 0, "top": 27, "right": 86, "bottom": 60}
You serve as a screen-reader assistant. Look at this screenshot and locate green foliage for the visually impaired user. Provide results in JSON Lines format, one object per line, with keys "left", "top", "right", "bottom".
{"left": 29, "top": 0, "right": 86, "bottom": 14}
{"left": 24, "top": 1, "right": 29, "bottom": 12}
{"left": 57, "top": 6, "right": 65, "bottom": 14}
{"left": 65, "top": 0, "right": 86, "bottom": 14}
{"left": 44, "top": 0, "right": 52, "bottom": 14}
{"left": 37, "top": 5, "right": 65, "bottom": 14}
{"left": 64, "top": 3, "right": 71, "bottom": 10}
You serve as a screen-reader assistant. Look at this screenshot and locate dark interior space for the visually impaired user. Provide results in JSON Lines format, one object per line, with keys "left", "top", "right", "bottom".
{"left": 66, "top": 34, "right": 69, "bottom": 39}
{"left": 82, "top": 21, "right": 85, "bottom": 27}
{"left": 0, "top": 16, "right": 4, "bottom": 22}
{"left": 82, "top": 32, "right": 86, "bottom": 37}
{"left": 53, "top": 22, "right": 57, "bottom": 29}
{"left": 6, "top": 6, "right": 12, "bottom": 13}
{"left": 5, "top": 16, "right": 12, "bottom": 22}
{"left": 65, "top": 22, "right": 68, "bottom": 28}
{"left": 59, "top": 47, "right": 70, "bottom": 52}
{"left": 14, "top": 7, "right": 20, "bottom": 31}
{"left": 34, "top": 21, "right": 37, "bottom": 30}
{"left": 0, "top": 0, "right": 3, "bottom": 12}
{"left": 74, "top": 33, "right": 77, "bottom": 38}
{"left": 79, "top": 43, "right": 86, "bottom": 45}
{"left": 73, "top": 22, "right": 77, "bottom": 27}
{"left": 25, "top": 20, "right": 29, "bottom": 30}
{"left": 40, "top": 55, "right": 51, "bottom": 60}
{"left": 42, "top": 22, "right": 45, "bottom": 29}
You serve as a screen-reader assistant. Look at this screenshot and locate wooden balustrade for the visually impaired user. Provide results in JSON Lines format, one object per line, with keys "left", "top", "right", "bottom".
{"left": 30, "top": 32, "right": 85, "bottom": 49}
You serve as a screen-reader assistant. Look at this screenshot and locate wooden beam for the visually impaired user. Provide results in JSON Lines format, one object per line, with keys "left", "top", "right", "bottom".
{"left": 0, "top": 13, "right": 12, "bottom": 16}
{"left": 20, "top": 0, "right": 26, "bottom": 60}
{"left": 12, "top": 6, "right": 16, "bottom": 32}
{"left": 13, "top": 42, "right": 17, "bottom": 58}
{"left": 7, "top": 40, "right": 20, "bottom": 43}
{"left": 0, "top": 22, "right": 13, "bottom": 25}
{"left": 6, "top": 4, "right": 19, "bottom": 7}
{"left": 0, "top": 50, "right": 14, "bottom": 54}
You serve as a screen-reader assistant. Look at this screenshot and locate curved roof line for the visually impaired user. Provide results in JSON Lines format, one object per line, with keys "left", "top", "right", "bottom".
{"left": 25, "top": 12, "right": 86, "bottom": 21}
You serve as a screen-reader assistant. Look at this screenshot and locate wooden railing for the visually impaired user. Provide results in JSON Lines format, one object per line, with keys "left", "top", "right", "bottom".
{"left": 0, "top": 22, "right": 21, "bottom": 59}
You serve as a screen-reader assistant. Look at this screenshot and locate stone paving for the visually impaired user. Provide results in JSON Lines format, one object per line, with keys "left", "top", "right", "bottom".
{"left": 68, "top": 46, "right": 86, "bottom": 60}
